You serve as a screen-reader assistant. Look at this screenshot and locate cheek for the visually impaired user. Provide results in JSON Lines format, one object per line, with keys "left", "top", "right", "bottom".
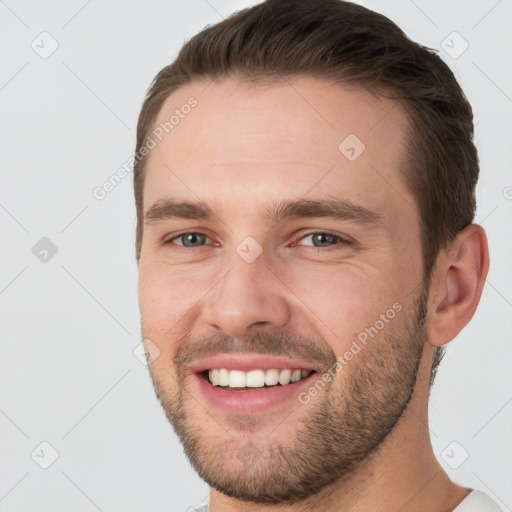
{"left": 137, "top": 261, "right": 198, "bottom": 353}
{"left": 283, "top": 262, "right": 404, "bottom": 350}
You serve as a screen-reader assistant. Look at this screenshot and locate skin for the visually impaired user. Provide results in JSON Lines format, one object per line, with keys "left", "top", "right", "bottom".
{"left": 137, "top": 76, "right": 489, "bottom": 511}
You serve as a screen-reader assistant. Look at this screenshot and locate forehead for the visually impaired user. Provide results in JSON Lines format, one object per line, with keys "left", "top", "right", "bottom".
{"left": 151, "top": 76, "right": 407, "bottom": 157}
{"left": 143, "top": 76, "right": 414, "bottom": 223}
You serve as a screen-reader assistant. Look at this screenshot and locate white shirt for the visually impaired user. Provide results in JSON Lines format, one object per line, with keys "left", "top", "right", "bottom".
{"left": 452, "top": 490, "right": 503, "bottom": 511}
{"left": 190, "top": 489, "right": 503, "bottom": 511}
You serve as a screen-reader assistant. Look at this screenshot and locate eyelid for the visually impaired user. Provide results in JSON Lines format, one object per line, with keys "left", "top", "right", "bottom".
{"left": 165, "top": 229, "right": 352, "bottom": 249}
{"left": 165, "top": 230, "right": 216, "bottom": 246}
{"left": 291, "top": 230, "right": 352, "bottom": 248}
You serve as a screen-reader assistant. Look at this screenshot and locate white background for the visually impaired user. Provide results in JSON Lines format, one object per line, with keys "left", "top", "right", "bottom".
{"left": 1, "top": 0, "right": 511, "bottom": 511}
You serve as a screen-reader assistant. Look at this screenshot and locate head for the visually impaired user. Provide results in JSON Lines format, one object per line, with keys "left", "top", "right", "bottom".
{"left": 134, "top": 0, "right": 488, "bottom": 505}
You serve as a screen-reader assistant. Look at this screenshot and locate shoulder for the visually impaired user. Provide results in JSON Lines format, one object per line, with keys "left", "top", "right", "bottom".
{"left": 452, "top": 490, "right": 503, "bottom": 512}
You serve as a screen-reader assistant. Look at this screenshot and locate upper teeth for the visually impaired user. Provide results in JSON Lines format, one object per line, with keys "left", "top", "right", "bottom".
{"left": 208, "top": 368, "right": 312, "bottom": 388}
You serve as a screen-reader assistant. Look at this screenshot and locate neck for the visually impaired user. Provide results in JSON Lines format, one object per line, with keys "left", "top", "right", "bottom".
{"left": 207, "top": 347, "right": 470, "bottom": 512}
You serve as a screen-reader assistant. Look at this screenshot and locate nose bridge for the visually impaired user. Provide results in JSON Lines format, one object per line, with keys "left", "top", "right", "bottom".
{"left": 203, "top": 245, "right": 290, "bottom": 337}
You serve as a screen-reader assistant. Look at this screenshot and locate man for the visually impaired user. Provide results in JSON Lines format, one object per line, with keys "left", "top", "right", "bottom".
{"left": 133, "top": 0, "right": 501, "bottom": 510}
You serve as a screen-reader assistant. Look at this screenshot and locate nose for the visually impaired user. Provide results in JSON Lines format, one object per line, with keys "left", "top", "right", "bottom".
{"left": 201, "top": 251, "right": 291, "bottom": 339}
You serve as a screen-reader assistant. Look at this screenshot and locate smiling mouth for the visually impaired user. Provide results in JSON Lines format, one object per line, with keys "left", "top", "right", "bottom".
{"left": 202, "top": 368, "right": 316, "bottom": 390}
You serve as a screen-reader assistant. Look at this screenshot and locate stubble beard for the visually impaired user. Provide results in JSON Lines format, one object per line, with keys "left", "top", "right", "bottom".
{"left": 146, "top": 290, "right": 428, "bottom": 505}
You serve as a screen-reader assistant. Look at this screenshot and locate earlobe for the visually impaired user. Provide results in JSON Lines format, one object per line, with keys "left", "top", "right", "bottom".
{"left": 426, "top": 224, "right": 490, "bottom": 347}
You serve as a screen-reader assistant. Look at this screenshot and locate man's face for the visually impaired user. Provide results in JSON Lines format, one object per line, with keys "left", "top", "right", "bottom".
{"left": 138, "top": 77, "right": 428, "bottom": 503}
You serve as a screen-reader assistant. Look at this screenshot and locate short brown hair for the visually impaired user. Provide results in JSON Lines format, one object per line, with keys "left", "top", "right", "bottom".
{"left": 133, "top": 0, "right": 478, "bottom": 386}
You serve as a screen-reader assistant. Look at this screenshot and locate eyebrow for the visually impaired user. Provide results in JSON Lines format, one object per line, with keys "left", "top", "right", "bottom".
{"left": 144, "top": 198, "right": 384, "bottom": 228}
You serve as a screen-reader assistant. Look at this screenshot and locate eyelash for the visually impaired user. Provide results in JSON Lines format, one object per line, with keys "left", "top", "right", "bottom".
{"left": 164, "top": 230, "right": 351, "bottom": 252}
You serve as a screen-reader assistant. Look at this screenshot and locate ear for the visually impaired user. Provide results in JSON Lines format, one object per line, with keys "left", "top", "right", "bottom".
{"left": 425, "top": 224, "right": 490, "bottom": 347}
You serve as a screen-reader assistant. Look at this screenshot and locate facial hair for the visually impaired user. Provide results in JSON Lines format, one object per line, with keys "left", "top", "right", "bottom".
{"left": 145, "top": 289, "right": 427, "bottom": 505}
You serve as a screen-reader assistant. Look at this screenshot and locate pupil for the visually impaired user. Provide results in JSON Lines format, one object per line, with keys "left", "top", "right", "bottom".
{"left": 315, "top": 234, "right": 334, "bottom": 247}
{"left": 185, "top": 233, "right": 203, "bottom": 246}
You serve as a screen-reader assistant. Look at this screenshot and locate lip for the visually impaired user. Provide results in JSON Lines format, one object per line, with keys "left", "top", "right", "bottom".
{"left": 188, "top": 353, "right": 318, "bottom": 374}
{"left": 192, "top": 368, "right": 318, "bottom": 414}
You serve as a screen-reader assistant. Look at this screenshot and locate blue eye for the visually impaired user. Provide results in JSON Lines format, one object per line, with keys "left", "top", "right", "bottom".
{"left": 299, "top": 232, "right": 342, "bottom": 248}
{"left": 169, "top": 232, "right": 210, "bottom": 247}
{"left": 165, "top": 231, "right": 349, "bottom": 251}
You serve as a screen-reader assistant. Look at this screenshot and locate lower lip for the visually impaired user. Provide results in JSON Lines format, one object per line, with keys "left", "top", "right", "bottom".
{"left": 193, "top": 372, "right": 317, "bottom": 414}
